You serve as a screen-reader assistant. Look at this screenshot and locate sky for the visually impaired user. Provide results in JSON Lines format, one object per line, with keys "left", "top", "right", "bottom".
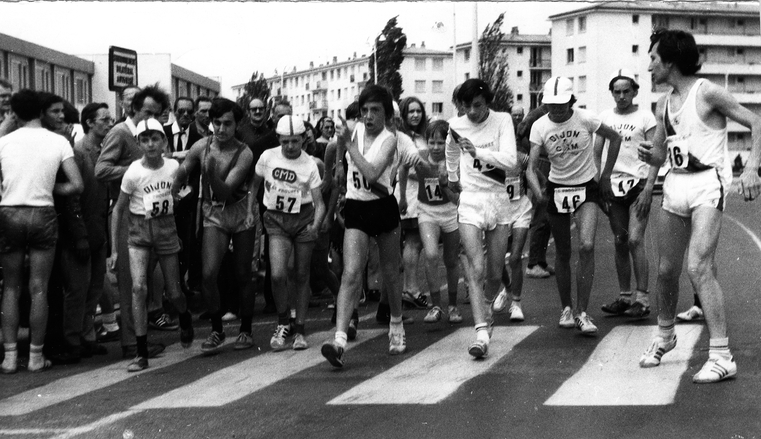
{"left": 0, "top": 1, "right": 589, "bottom": 97}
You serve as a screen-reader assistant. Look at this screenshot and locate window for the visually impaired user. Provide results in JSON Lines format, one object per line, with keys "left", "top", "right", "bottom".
{"left": 632, "top": 14, "right": 639, "bottom": 24}
{"left": 363, "top": 72, "right": 368, "bottom": 80}
{"left": 337, "top": 69, "right": 341, "bottom": 79}
{"left": 566, "top": 19, "right": 574, "bottom": 35}
{"left": 567, "top": 48, "right": 575, "bottom": 64}
{"left": 337, "top": 89, "right": 341, "bottom": 99}
{"left": 415, "top": 80, "right": 426, "bottom": 93}
{"left": 578, "top": 75, "right": 587, "bottom": 93}
{"left": 432, "top": 103, "right": 443, "bottom": 114}
{"left": 432, "top": 80, "right": 443, "bottom": 93}
{"left": 737, "top": 76, "right": 745, "bottom": 84}
{"left": 330, "top": 70, "right": 334, "bottom": 80}
{"left": 632, "top": 45, "right": 639, "bottom": 55}
{"left": 350, "top": 74, "right": 355, "bottom": 83}
{"left": 738, "top": 48, "right": 745, "bottom": 56}
{"left": 75, "top": 78, "right": 86, "bottom": 105}
{"left": 578, "top": 16, "right": 586, "bottom": 33}
{"left": 322, "top": 72, "right": 327, "bottom": 81}
{"left": 415, "top": 58, "right": 426, "bottom": 71}
{"left": 517, "top": 71, "right": 523, "bottom": 78}
{"left": 578, "top": 47, "right": 586, "bottom": 63}
{"left": 654, "top": 16, "right": 669, "bottom": 28}
{"left": 432, "top": 58, "right": 444, "bottom": 71}
{"left": 517, "top": 47, "right": 523, "bottom": 55}
{"left": 465, "top": 73, "right": 470, "bottom": 80}
{"left": 464, "top": 49, "right": 470, "bottom": 62}
{"left": 517, "top": 94, "right": 523, "bottom": 101}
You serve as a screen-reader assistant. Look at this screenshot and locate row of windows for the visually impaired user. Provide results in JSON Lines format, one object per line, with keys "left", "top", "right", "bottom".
{"left": 285, "top": 66, "right": 368, "bottom": 89}
{"left": 414, "top": 57, "right": 445, "bottom": 71}
{"left": 414, "top": 80, "right": 445, "bottom": 94}
{"left": 0, "top": 53, "right": 90, "bottom": 105}
{"left": 566, "top": 14, "right": 642, "bottom": 36}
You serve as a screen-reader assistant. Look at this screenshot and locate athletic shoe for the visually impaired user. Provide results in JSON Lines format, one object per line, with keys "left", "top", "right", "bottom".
{"left": 1, "top": 358, "right": 17, "bottom": 374}
{"left": 321, "top": 341, "right": 345, "bottom": 368}
{"left": 348, "top": 317, "right": 358, "bottom": 341}
{"left": 270, "top": 325, "right": 290, "bottom": 351}
{"left": 601, "top": 298, "right": 631, "bottom": 315}
{"left": 509, "top": 302, "right": 524, "bottom": 322}
{"left": 468, "top": 340, "right": 489, "bottom": 359}
{"left": 292, "top": 333, "right": 309, "bottom": 351}
{"left": 402, "top": 291, "right": 429, "bottom": 309}
{"left": 639, "top": 334, "right": 677, "bottom": 368}
{"left": 96, "top": 327, "right": 121, "bottom": 343}
{"left": 234, "top": 332, "right": 255, "bottom": 350}
{"left": 201, "top": 331, "right": 226, "bottom": 355}
{"left": 677, "top": 306, "right": 704, "bottom": 322}
{"left": 544, "top": 265, "right": 555, "bottom": 275}
{"left": 180, "top": 325, "right": 194, "bottom": 348}
{"left": 148, "top": 313, "right": 179, "bottom": 331}
{"left": 221, "top": 312, "right": 238, "bottom": 322}
{"left": 424, "top": 306, "right": 443, "bottom": 323}
{"left": 559, "top": 306, "right": 575, "bottom": 328}
{"left": 575, "top": 312, "right": 598, "bottom": 336}
{"left": 692, "top": 356, "right": 737, "bottom": 384}
{"left": 624, "top": 301, "right": 650, "bottom": 319}
{"left": 388, "top": 328, "right": 406, "bottom": 355}
{"left": 127, "top": 356, "right": 148, "bottom": 373}
{"left": 492, "top": 287, "right": 509, "bottom": 313}
{"left": 525, "top": 265, "right": 551, "bottom": 279}
{"left": 447, "top": 306, "right": 463, "bottom": 324}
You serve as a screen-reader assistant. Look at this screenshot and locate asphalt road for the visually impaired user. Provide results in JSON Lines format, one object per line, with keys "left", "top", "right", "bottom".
{"left": 1, "top": 191, "right": 760, "bottom": 439}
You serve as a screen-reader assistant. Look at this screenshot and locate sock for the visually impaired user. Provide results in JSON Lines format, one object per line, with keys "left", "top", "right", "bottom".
{"left": 102, "top": 321, "right": 119, "bottom": 332}
{"left": 709, "top": 337, "right": 731, "bottom": 360}
{"left": 620, "top": 291, "right": 633, "bottom": 303}
{"left": 240, "top": 316, "right": 253, "bottom": 335}
{"left": 211, "top": 313, "right": 223, "bottom": 334}
{"left": 290, "top": 308, "right": 296, "bottom": 319}
{"left": 178, "top": 311, "right": 192, "bottom": 330}
{"left": 293, "top": 324, "right": 305, "bottom": 335}
{"left": 136, "top": 336, "right": 148, "bottom": 358}
{"left": 475, "top": 324, "right": 489, "bottom": 343}
{"left": 389, "top": 315, "right": 403, "bottom": 325}
{"left": 2, "top": 343, "right": 17, "bottom": 370}
{"left": 635, "top": 290, "right": 649, "bottom": 306}
{"left": 102, "top": 311, "right": 118, "bottom": 326}
{"left": 334, "top": 331, "right": 348, "bottom": 348}
{"left": 277, "top": 312, "right": 290, "bottom": 326}
{"left": 657, "top": 318, "right": 676, "bottom": 340}
{"left": 511, "top": 294, "right": 521, "bottom": 303}
{"left": 29, "top": 344, "right": 46, "bottom": 370}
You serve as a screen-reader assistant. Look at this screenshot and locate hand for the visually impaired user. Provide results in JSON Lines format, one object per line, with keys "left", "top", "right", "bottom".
{"left": 335, "top": 164, "right": 347, "bottom": 189}
{"left": 598, "top": 175, "right": 614, "bottom": 202}
{"left": 738, "top": 169, "right": 761, "bottom": 201}
{"left": 73, "top": 238, "right": 90, "bottom": 262}
{"left": 633, "top": 188, "right": 653, "bottom": 220}
{"left": 398, "top": 197, "right": 408, "bottom": 215}
{"left": 336, "top": 116, "right": 353, "bottom": 145}
{"left": 449, "top": 180, "right": 462, "bottom": 194}
{"left": 459, "top": 138, "right": 477, "bottom": 158}
{"left": 535, "top": 187, "right": 548, "bottom": 206}
{"left": 637, "top": 141, "right": 654, "bottom": 165}
{"left": 107, "top": 254, "right": 118, "bottom": 271}
{"left": 320, "top": 216, "right": 333, "bottom": 234}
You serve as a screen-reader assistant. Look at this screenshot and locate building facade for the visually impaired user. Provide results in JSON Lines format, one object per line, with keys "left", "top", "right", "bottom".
{"left": 549, "top": 1, "right": 761, "bottom": 159}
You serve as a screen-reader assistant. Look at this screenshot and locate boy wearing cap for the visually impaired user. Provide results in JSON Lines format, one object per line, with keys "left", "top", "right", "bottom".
{"left": 108, "top": 118, "right": 194, "bottom": 372}
{"left": 526, "top": 76, "right": 622, "bottom": 336}
{"left": 596, "top": 69, "right": 657, "bottom": 320}
{"left": 173, "top": 98, "right": 257, "bottom": 355}
{"left": 252, "top": 115, "right": 325, "bottom": 351}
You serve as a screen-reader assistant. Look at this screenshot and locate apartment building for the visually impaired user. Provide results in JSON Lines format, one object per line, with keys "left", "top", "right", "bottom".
{"left": 549, "top": 1, "right": 761, "bottom": 159}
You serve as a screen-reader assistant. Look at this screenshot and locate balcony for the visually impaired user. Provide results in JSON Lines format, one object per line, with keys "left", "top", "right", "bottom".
{"left": 312, "top": 81, "right": 327, "bottom": 92}
{"left": 309, "top": 100, "right": 328, "bottom": 110}
{"left": 358, "top": 80, "right": 368, "bottom": 89}
{"left": 529, "top": 59, "right": 551, "bottom": 69}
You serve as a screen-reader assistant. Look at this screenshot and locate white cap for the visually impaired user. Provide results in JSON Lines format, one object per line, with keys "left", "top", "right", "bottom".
{"left": 609, "top": 68, "right": 639, "bottom": 89}
{"left": 541, "top": 76, "right": 573, "bottom": 105}
{"left": 135, "top": 118, "right": 166, "bottom": 137}
{"left": 276, "top": 115, "right": 306, "bottom": 136}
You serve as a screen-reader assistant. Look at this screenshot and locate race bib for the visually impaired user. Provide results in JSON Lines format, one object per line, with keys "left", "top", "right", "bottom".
{"left": 144, "top": 190, "right": 174, "bottom": 219}
{"left": 666, "top": 136, "right": 689, "bottom": 169}
{"left": 553, "top": 187, "right": 586, "bottom": 214}
{"left": 611, "top": 175, "right": 639, "bottom": 197}
{"left": 505, "top": 176, "right": 523, "bottom": 201}
{"left": 423, "top": 177, "right": 443, "bottom": 202}
{"left": 266, "top": 186, "right": 302, "bottom": 214}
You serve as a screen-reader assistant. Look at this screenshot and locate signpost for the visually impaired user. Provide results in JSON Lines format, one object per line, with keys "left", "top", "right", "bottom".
{"left": 108, "top": 46, "right": 138, "bottom": 91}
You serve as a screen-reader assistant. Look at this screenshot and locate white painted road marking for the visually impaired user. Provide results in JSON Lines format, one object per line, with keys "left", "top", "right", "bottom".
{"left": 0, "top": 343, "right": 200, "bottom": 417}
{"left": 133, "top": 329, "right": 385, "bottom": 409}
{"left": 327, "top": 326, "right": 539, "bottom": 405}
{"left": 544, "top": 324, "right": 704, "bottom": 406}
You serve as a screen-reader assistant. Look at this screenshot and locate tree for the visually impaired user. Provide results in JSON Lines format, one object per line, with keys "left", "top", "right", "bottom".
{"left": 367, "top": 16, "right": 407, "bottom": 101}
{"left": 479, "top": 13, "right": 513, "bottom": 113}
{"left": 236, "top": 71, "right": 270, "bottom": 110}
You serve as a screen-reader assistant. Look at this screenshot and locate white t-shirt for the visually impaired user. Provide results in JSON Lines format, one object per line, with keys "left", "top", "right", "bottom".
{"left": 256, "top": 148, "right": 321, "bottom": 214}
{"left": 346, "top": 123, "right": 397, "bottom": 201}
{"left": 121, "top": 159, "right": 179, "bottom": 217}
{"left": 599, "top": 107, "right": 656, "bottom": 180}
{"left": 530, "top": 108, "right": 601, "bottom": 186}
{"left": 0, "top": 126, "right": 74, "bottom": 207}
{"left": 445, "top": 111, "right": 517, "bottom": 193}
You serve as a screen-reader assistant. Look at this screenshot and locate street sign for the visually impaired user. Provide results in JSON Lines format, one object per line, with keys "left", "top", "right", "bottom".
{"left": 108, "top": 46, "right": 138, "bottom": 91}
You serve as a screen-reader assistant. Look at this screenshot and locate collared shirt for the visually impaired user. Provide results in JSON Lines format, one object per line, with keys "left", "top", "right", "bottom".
{"left": 169, "top": 121, "right": 189, "bottom": 152}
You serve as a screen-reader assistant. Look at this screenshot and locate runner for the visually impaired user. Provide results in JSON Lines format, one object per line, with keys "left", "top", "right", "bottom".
{"left": 596, "top": 69, "right": 658, "bottom": 319}
{"left": 252, "top": 115, "right": 325, "bottom": 351}
{"left": 637, "top": 29, "right": 761, "bottom": 383}
{"left": 526, "top": 76, "right": 622, "bottom": 336}
{"left": 108, "top": 118, "right": 194, "bottom": 372}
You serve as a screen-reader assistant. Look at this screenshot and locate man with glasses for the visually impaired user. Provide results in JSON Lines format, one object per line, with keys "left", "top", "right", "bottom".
{"left": 95, "top": 85, "right": 173, "bottom": 359}
{"left": 163, "top": 97, "right": 198, "bottom": 159}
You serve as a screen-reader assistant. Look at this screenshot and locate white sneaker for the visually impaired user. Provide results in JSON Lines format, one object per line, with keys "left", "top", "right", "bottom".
{"left": 509, "top": 301, "right": 524, "bottom": 322}
{"left": 447, "top": 306, "right": 463, "bottom": 324}
{"left": 292, "top": 333, "right": 308, "bottom": 350}
{"left": 221, "top": 312, "right": 238, "bottom": 322}
{"left": 639, "top": 334, "right": 677, "bottom": 368}
{"left": 574, "top": 312, "right": 598, "bottom": 336}
{"left": 492, "top": 288, "right": 509, "bottom": 313}
{"left": 525, "top": 265, "right": 551, "bottom": 279}
{"left": 558, "top": 306, "right": 574, "bottom": 328}
{"left": 692, "top": 356, "right": 737, "bottom": 383}
{"left": 424, "top": 306, "right": 443, "bottom": 323}
{"left": 388, "top": 327, "right": 406, "bottom": 355}
{"left": 677, "top": 306, "right": 704, "bottom": 322}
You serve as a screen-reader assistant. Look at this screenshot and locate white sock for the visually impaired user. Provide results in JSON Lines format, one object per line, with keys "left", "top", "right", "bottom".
{"left": 2, "top": 343, "right": 18, "bottom": 370}
{"left": 334, "top": 331, "right": 348, "bottom": 349}
{"left": 709, "top": 337, "right": 731, "bottom": 360}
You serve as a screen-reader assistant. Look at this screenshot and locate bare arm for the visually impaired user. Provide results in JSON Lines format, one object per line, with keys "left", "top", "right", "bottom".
{"left": 633, "top": 126, "right": 658, "bottom": 220}
{"left": 310, "top": 187, "right": 326, "bottom": 232}
{"left": 346, "top": 134, "right": 396, "bottom": 185}
{"left": 638, "top": 97, "right": 668, "bottom": 169}
{"left": 107, "top": 190, "right": 130, "bottom": 271}
{"left": 526, "top": 141, "right": 546, "bottom": 205}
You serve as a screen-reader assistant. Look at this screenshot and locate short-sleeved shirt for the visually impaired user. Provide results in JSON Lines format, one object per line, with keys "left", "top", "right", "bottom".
{"left": 121, "top": 159, "right": 179, "bottom": 217}
{"left": 530, "top": 108, "right": 601, "bottom": 186}
{"left": 0, "top": 127, "right": 73, "bottom": 207}
{"left": 599, "top": 107, "right": 656, "bottom": 180}
{"left": 255, "top": 148, "right": 322, "bottom": 214}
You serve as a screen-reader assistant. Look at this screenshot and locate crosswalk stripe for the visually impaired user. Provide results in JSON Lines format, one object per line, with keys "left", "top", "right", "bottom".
{"left": 0, "top": 343, "right": 199, "bottom": 417}
{"left": 327, "top": 326, "right": 539, "bottom": 405}
{"left": 133, "top": 328, "right": 386, "bottom": 409}
{"left": 544, "top": 324, "right": 704, "bottom": 406}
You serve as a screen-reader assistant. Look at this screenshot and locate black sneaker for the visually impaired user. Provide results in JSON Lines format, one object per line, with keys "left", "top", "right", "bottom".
{"left": 624, "top": 301, "right": 651, "bottom": 319}
{"left": 201, "top": 331, "right": 226, "bottom": 355}
{"left": 180, "top": 325, "right": 195, "bottom": 348}
{"left": 127, "top": 356, "right": 148, "bottom": 372}
{"left": 402, "top": 292, "right": 429, "bottom": 309}
{"left": 122, "top": 342, "right": 165, "bottom": 359}
{"left": 148, "top": 313, "right": 179, "bottom": 331}
{"left": 601, "top": 298, "right": 631, "bottom": 315}
{"left": 96, "top": 327, "right": 121, "bottom": 343}
{"left": 348, "top": 317, "right": 358, "bottom": 341}
{"left": 321, "top": 341, "right": 345, "bottom": 368}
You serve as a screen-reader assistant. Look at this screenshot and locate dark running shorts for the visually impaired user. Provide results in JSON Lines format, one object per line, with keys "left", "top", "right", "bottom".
{"left": 0, "top": 206, "right": 58, "bottom": 253}
{"left": 344, "top": 196, "right": 400, "bottom": 238}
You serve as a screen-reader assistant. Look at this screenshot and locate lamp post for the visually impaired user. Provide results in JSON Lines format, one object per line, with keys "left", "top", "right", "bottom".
{"left": 373, "top": 34, "right": 386, "bottom": 85}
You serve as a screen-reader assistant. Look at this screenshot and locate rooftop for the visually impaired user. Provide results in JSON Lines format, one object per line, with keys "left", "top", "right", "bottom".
{"left": 549, "top": 1, "right": 759, "bottom": 20}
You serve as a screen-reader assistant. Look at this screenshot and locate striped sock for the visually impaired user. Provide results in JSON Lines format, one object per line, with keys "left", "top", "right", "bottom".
{"left": 475, "top": 324, "right": 489, "bottom": 343}
{"left": 635, "top": 290, "right": 650, "bottom": 307}
{"left": 657, "top": 318, "right": 676, "bottom": 340}
{"left": 620, "top": 291, "right": 633, "bottom": 303}
{"left": 709, "top": 337, "right": 731, "bottom": 360}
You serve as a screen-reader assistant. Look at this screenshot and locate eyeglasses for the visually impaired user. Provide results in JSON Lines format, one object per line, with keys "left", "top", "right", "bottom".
{"left": 96, "top": 117, "right": 115, "bottom": 123}
{"left": 249, "top": 107, "right": 265, "bottom": 113}
{"left": 176, "top": 109, "right": 194, "bottom": 115}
